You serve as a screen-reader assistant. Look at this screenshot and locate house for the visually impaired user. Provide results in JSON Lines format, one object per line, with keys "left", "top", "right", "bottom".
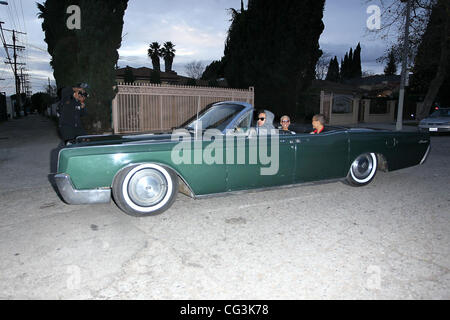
{"left": 312, "top": 76, "right": 401, "bottom": 125}
{"left": 344, "top": 75, "right": 401, "bottom": 99}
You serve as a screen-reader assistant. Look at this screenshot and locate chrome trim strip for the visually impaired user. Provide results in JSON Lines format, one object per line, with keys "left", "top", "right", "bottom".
{"left": 194, "top": 178, "right": 343, "bottom": 200}
{"left": 420, "top": 145, "right": 431, "bottom": 165}
{"left": 54, "top": 174, "right": 111, "bottom": 205}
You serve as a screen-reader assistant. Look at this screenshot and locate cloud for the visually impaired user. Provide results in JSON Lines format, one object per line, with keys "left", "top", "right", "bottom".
{"left": 0, "top": 0, "right": 396, "bottom": 95}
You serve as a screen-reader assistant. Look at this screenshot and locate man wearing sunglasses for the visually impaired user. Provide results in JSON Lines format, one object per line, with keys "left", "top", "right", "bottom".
{"left": 57, "top": 82, "right": 89, "bottom": 145}
{"left": 256, "top": 110, "right": 275, "bottom": 134}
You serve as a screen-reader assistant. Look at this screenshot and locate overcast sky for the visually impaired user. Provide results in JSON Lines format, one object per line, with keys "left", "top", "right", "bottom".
{"left": 0, "top": 0, "right": 392, "bottom": 96}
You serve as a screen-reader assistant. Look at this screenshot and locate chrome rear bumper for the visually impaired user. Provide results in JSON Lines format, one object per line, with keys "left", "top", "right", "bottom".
{"left": 54, "top": 174, "right": 111, "bottom": 205}
{"left": 420, "top": 145, "right": 431, "bottom": 165}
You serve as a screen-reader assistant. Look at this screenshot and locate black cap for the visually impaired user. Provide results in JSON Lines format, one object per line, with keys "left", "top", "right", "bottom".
{"left": 75, "top": 82, "right": 89, "bottom": 89}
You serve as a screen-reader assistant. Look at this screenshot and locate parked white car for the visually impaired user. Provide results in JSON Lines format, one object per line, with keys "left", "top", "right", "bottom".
{"left": 419, "top": 108, "right": 450, "bottom": 133}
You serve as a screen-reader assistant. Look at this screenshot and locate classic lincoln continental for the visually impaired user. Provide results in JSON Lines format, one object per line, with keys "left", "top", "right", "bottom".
{"left": 54, "top": 101, "right": 431, "bottom": 217}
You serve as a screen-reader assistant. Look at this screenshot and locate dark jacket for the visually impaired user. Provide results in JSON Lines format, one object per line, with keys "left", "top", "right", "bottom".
{"left": 58, "top": 87, "right": 86, "bottom": 141}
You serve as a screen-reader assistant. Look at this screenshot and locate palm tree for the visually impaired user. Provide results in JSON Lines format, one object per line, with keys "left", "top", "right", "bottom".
{"left": 161, "top": 41, "right": 176, "bottom": 73}
{"left": 148, "top": 42, "right": 161, "bottom": 72}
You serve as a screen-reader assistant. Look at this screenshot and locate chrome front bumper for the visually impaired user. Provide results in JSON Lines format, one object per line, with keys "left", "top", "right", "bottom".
{"left": 54, "top": 174, "right": 111, "bottom": 205}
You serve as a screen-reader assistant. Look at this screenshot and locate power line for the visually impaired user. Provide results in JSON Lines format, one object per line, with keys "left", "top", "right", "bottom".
{"left": 6, "top": 2, "right": 17, "bottom": 31}
{"left": 19, "top": 0, "right": 27, "bottom": 34}
{"left": 10, "top": 0, "right": 22, "bottom": 32}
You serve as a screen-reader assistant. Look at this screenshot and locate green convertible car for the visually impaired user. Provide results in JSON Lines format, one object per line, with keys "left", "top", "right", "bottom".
{"left": 54, "top": 101, "right": 431, "bottom": 217}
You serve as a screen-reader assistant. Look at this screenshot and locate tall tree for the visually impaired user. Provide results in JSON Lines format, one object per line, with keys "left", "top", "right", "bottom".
{"left": 348, "top": 47, "right": 353, "bottom": 72}
{"left": 148, "top": 42, "right": 162, "bottom": 72}
{"left": 38, "top": 0, "right": 129, "bottom": 131}
{"left": 367, "top": 0, "right": 448, "bottom": 119}
{"left": 161, "top": 41, "right": 176, "bottom": 73}
{"left": 339, "top": 44, "right": 362, "bottom": 80}
{"left": 340, "top": 52, "right": 349, "bottom": 80}
{"left": 325, "top": 56, "right": 340, "bottom": 82}
{"left": 384, "top": 47, "right": 398, "bottom": 75}
{"left": 224, "top": 0, "right": 325, "bottom": 116}
{"left": 352, "top": 42, "right": 362, "bottom": 78}
{"left": 123, "top": 66, "right": 135, "bottom": 83}
{"left": 411, "top": 0, "right": 449, "bottom": 118}
{"left": 201, "top": 59, "right": 225, "bottom": 80}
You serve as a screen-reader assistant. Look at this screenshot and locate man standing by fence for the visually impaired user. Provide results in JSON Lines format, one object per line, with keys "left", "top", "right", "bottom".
{"left": 58, "top": 83, "right": 89, "bottom": 144}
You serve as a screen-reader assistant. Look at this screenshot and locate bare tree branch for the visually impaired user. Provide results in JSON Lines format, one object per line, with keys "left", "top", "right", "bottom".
{"left": 185, "top": 61, "right": 205, "bottom": 80}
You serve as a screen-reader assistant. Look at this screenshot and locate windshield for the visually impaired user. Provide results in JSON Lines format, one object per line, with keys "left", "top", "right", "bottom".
{"left": 185, "top": 104, "right": 245, "bottom": 131}
{"left": 430, "top": 109, "right": 450, "bottom": 118}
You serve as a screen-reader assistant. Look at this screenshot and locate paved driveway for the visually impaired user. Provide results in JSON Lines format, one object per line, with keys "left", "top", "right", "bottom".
{"left": 0, "top": 115, "right": 449, "bottom": 299}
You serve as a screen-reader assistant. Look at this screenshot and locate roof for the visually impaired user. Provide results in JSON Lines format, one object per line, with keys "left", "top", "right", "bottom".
{"left": 311, "top": 80, "right": 366, "bottom": 94}
{"left": 115, "top": 66, "right": 230, "bottom": 87}
{"left": 343, "top": 74, "right": 401, "bottom": 86}
{"left": 311, "top": 75, "right": 401, "bottom": 98}
{"left": 116, "top": 66, "right": 191, "bottom": 83}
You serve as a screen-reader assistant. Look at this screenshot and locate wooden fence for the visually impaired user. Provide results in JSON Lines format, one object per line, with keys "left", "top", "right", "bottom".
{"left": 112, "top": 83, "right": 254, "bottom": 134}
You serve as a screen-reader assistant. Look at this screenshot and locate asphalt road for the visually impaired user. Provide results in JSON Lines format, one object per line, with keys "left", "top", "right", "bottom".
{"left": 0, "top": 115, "right": 449, "bottom": 299}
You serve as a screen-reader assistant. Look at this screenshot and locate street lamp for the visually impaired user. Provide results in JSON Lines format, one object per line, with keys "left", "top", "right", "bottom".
{"left": 0, "top": 2, "right": 9, "bottom": 5}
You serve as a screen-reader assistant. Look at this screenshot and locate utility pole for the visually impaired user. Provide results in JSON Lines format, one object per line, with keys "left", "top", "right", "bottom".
{"left": 0, "top": 23, "right": 26, "bottom": 118}
{"left": 10, "top": 29, "right": 25, "bottom": 118}
{"left": 396, "top": 0, "right": 412, "bottom": 131}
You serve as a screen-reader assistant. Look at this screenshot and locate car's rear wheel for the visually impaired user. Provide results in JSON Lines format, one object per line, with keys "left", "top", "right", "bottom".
{"left": 346, "top": 153, "right": 378, "bottom": 186}
{"left": 112, "top": 163, "right": 178, "bottom": 217}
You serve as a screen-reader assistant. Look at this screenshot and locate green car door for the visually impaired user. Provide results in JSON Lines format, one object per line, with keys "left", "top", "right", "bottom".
{"left": 294, "top": 130, "right": 349, "bottom": 183}
{"left": 225, "top": 133, "right": 296, "bottom": 191}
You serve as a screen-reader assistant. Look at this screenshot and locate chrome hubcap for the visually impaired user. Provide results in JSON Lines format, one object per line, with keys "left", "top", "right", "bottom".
{"left": 352, "top": 154, "right": 374, "bottom": 180}
{"left": 128, "top": 169, "right": 168, "bottom": 207}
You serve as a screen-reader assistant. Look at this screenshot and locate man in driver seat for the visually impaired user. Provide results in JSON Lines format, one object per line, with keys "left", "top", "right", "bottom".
{"left": 256, "top": 109, "right": 275, "bottom": 134}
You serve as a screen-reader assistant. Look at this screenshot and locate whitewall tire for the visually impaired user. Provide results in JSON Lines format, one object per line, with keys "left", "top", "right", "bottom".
{"left": 112, "top": 163, "right": 178, "bottom": 217}
{"left": 346, "top": 153, "right": 378, "bottom": 186}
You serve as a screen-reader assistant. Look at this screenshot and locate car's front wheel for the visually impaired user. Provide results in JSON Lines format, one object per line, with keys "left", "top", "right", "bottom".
{"left": 346, "top": 153, "right": 378, "bottom": 186}
{"left": 112, "top": 163, "right": 179, "bottom": 217}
